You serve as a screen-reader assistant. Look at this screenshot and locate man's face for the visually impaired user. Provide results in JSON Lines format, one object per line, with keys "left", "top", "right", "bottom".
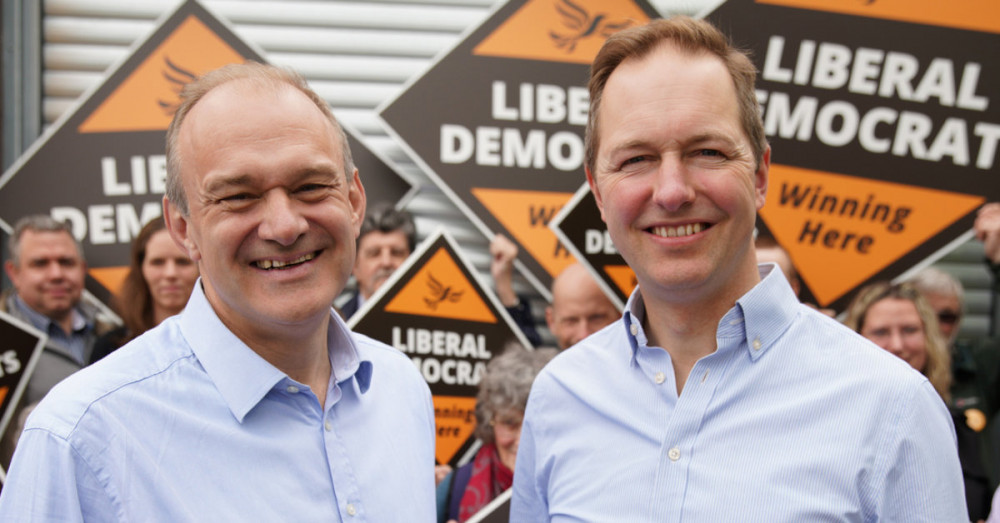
{"left": 922, "top": 291, "right": 961, "bottom": 343}
{"left": 546, "top": 267, "right": 618, "bottom": 349}
{"left": 353, "top": 230, "right": 410, "bottom": 300}
{"left": 587, "top": 43, "right": 768, "bottom": 305}
{"left": 165, "top": 81, "right": 365, "bottom": 338}
{"left": 4, "top": 230, "right": 85, "bottom": 322}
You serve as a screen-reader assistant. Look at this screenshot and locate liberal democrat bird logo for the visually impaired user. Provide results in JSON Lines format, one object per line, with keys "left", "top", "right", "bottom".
{"left": 424, "top": 272, "right": 464, "bottom": 310}
{"left": 157, "top": 57, "right": 197, "bottom": 116}
{"left": 550, "top": 0, "right": 635, "bottom": 53}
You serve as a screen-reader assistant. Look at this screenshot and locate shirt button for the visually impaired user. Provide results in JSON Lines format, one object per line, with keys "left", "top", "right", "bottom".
{"left": 668, "top": 447, "right": 681, "bottom": 461}
{"left": 752, "top": 338, "right": 762, "bottom": 350}
{"left": 324, "top": 420, "right": 332, "bottom": 432}
{"left": 286, "top": 385, "right": 299, "bottom": 394}
{"left": 654, "top": 372, "right": 666, "bottom": 384}
{"left": 346, "top": 503, "right": 357, "bottom": 516}
{"left": 630, "top": 324, "right": 639, "bottom": 336}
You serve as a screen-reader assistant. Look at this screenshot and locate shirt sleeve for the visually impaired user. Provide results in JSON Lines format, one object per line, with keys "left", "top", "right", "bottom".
{"left": 510, "top": 381, "right": 550, "bottom": 523}
{"left": 0, "top": 427, "right": 115, "bottom": 521}
{"left": 877, "top": 379, "right": 968, "bottom": 521}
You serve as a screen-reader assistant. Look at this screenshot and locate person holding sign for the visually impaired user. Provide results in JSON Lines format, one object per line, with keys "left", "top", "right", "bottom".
{"left": 0, "top": 63, "right": 436, "bottom": 520}
{"left": 511, "top": 16, "right": 966, "bottom": 521}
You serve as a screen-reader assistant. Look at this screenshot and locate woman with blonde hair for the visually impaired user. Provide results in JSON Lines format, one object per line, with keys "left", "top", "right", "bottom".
{"left": 844, "top": 280, "right": 990, "bottom": 519}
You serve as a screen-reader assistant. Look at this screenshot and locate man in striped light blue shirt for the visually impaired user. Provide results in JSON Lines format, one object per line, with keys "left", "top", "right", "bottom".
{"left": 511, "top": 16, "right": 966, "bottom": 521}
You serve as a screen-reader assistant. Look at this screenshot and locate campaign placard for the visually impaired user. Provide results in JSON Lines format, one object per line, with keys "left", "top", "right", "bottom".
{"left": 0, "top": 311, "right": 47, "bottom": 481}
{"left": 549, "top": 184, "right": 634, "bottom": 309}
{"left": 348, "top": 230, "right": 533, "bottom": 467}
{"left": 708, "top": 0, "right": 999, "bottom": 309}
{"left": 379, "top": 0, "right": 660, "bottom": 298}
{"left": 0, "top": 0, "right": 412, "bottom": 298}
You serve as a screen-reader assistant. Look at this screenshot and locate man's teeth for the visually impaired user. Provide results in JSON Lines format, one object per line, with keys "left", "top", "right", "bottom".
{"left": 256, "top": 252, "right": 315, "bottom": 270}
{"left": 652, "top": 223, "right": 703, "bottom": 238}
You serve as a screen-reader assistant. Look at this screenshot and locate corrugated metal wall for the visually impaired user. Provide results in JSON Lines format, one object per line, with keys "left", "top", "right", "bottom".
{"left": 35, "top": 0, "right": 996, "bottom": 340}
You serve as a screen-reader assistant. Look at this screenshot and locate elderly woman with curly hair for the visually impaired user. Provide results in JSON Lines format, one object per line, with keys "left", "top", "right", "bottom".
{"left": 438, "top": 346, "right": 557, "bottom": 523}
{"left": 843, "top": 280, "right": 991, "bottom": 520}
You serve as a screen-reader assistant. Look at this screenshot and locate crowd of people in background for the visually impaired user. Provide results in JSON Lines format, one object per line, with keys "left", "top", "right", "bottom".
{"left": 0, "top": 14, "right": 995, "bottom": 523}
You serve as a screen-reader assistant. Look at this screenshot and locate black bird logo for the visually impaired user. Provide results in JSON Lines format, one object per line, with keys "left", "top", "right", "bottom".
{"left": 424, "top": 272, "right": 464, "bottom": 310}
{"left": 157, "top": 57, "right": 197, "bottom": 116}
{"left": 550, "top": 0, "right": 634, "bottom": 53}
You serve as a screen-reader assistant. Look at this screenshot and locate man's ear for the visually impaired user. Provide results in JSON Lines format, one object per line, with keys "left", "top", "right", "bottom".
{"left": 163, "top": 197, "right": 201, "bottom": 262}
{"left": 585, "top": 166, "right": 606, "bottom": 222}
{"left": 3, "top": 260, "right": 18, "bottom": 286}
{"left": 348, "top": 168, "right": 367, "bottom": 240}
{"left": 755, "top": 146, "right": 771, "bottom": 211}
{"left": 545, "top": 306, "right": 555, "bottom": 332}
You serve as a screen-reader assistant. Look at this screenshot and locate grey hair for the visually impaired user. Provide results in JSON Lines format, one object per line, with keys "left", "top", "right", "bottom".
{"left": 473, "top": 345, "right": 558, "bottom": 444}
{"left": 165, "top": 61, "right": 355, "bottom": 216}
{"left": 908, "top": 267, "right": 964, "bottom": 308}
{"left": 357, "top": 202, "right": 417, "bottom": 252}
{"left": 8, "top": 214, "right": 84, "bottom": 266}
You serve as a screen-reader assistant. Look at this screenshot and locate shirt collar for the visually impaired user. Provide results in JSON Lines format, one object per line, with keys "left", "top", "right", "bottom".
{"left": 180, "top": 279, "right": 373, "bottom": 423}
{"left": 622, "top": 263, "right": 799, "bottom": 363}
{"left": 13, "top": 293, "right": 89, "bottom": 335}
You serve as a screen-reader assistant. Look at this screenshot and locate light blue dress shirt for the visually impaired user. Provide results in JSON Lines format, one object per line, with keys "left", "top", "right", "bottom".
{"left": 511, "top": 265, "right": 967, "bottom": 522}
{"left": 0, "top": 281, "right": 436, "bottom": 522}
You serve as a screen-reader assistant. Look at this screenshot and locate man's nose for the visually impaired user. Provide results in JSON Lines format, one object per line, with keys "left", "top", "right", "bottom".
{"left": 45, "top": 261, "right": 66, "bottom": 280}
{"left": 651, "top": 158, "right": 696, "bottom": 212}
{"left": 259, "top": 193, "right": 308, "bottom": 246}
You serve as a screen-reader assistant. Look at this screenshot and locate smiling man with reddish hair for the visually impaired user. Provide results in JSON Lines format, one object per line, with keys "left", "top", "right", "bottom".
{"left": 512, "top": 16, "right": 965, "bottom": 521}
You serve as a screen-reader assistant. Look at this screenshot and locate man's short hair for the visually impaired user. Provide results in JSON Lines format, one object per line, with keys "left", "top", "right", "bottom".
{"left": 165, "top": 62, "right": 356, "bottom": 216}
{"left": 358, "top": 202, "right": 417, "bottom": 252}
{"left": 8, "top": 215, "right": 84, "bottom": 266}
{"left": 585, "top": 16, "right": 766, "bottom": 176}
{"left": 908, "top": 267, "right": 964, "bottom": 308}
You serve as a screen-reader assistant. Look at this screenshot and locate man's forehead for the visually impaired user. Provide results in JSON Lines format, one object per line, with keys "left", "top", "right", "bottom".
{"left": 21, "top": 229, "right": 77, "bottom": 248}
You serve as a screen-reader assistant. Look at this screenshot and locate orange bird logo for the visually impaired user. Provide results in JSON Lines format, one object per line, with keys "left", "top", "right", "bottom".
{"left": 550, "top": 0, "right": 635, "bottom": 53}
{"left": 424, "top": 273, "right": 464, "bottom": 310}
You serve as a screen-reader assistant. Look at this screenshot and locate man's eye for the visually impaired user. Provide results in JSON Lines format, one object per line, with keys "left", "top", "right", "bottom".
{"left": 221, "top": 193, "right": 253, "bottom": 202}
{"left": 296, "top": 184, "right": 325, "bottom": 193}
{"left": 699, "top": 149, "right": 723, "bottom": 157}
{"left": 622, "top": 156, "right": 646, "bottom": 167}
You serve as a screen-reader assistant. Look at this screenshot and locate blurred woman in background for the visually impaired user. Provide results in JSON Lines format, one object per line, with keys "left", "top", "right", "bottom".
{"left": 844, "top": 280, "right": 991, "bottom": 520}
{"left": 438, "top": 346, "right": 557, "bottom": 523}
{"left": 91, "top": 217, "right": 198, "bottom": 361}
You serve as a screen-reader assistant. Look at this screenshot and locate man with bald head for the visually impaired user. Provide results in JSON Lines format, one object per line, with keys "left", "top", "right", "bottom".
{"left": 546, "top": 262, "right": 618, "bottom": 350}
{"left": 0, "top": 63, "right": 435, "bottom": 521}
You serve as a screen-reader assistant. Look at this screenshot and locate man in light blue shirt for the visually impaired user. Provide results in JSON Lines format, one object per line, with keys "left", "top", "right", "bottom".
{"left": 511, "top": 16, "right": 967, "bottom": 521}
{"left": 0, "top": 62, "right": 436, "bottom": 521}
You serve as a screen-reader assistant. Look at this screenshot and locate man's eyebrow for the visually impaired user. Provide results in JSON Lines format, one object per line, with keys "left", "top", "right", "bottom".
{"left": 203, "top": 174, "right": 254, "bottom": 195}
